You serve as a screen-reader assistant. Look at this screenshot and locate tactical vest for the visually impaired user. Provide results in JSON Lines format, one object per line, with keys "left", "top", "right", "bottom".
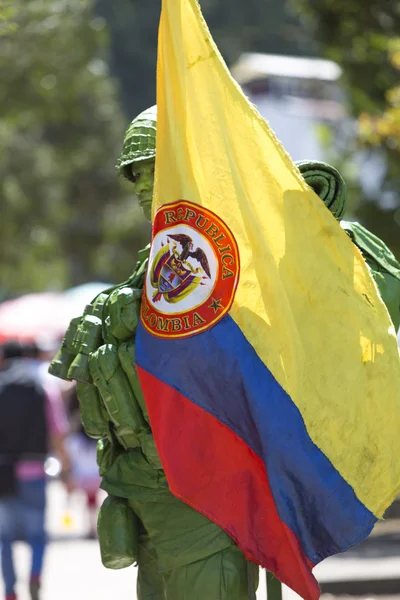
{"left": 49, "top": 244, "right": 162, "bottom": 473}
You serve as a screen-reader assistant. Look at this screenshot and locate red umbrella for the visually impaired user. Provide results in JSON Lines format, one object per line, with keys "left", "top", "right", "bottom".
{"left": 0, "top": 293, "right": 66, "bottom": 344}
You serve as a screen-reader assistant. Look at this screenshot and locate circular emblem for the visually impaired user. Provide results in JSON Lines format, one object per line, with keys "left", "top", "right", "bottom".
{"left": 142, "top": 200, "right": 240, "bottom": 338}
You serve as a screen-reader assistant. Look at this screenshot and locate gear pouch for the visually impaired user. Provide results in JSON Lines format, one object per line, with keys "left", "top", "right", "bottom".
{"left": 89, "top": 344, "right": 147, "bottom": 449}
{"left": 107, "top": 287, "right": 142, "bottom": 341}
{"left": 71, "top": 315, "right": 103, "bottom": 355}
{"left": 84, "top": 292, "right": 110, "bottom": 319}
{"left": 48, "top": 316, "right": 82, "bottom": 381}
{"left": 68, "top": 353, "right": 92, "bottom": 384}
{"left": 118, "top": 340, "right": 149, "bottom": 424}
{"left": 97, "top": 495, "right": 138, "bottom": 569}
{"left": 76, "top": 381, "right": 109, "bottom": 439}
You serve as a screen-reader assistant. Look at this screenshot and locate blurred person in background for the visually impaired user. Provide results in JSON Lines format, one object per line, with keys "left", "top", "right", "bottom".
{"left": 64, "top": 385, "right": 101, "bottom": 539}
{"left": 0, "top": 341, "right": 70, "bottom": 600}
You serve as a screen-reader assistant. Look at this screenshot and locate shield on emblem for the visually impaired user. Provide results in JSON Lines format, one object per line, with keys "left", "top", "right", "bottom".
{"left": 159, "top": 255, "right": 192, "bottom": 293}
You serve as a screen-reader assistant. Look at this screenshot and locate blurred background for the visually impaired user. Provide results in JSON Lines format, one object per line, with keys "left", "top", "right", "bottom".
{"left": 0, "top": 0, "right": 399, "bottom": 599}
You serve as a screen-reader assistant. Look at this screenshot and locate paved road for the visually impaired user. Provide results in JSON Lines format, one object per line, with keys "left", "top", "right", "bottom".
{"left": 0, "top": 538, "right": 299, "bottom": 600}
{"left": 1, "top": 482, "right": 399, "bottom": 600}
{"left": 1, "top": 483, "right": 272, "bottom": 600}
{"left": 3, "top": 540, "right": 400, "bottom": 600}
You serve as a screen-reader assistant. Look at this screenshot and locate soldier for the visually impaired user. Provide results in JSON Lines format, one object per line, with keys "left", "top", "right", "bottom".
{"left": 50, "top": 105, "right": 260, "bottom": 600}
{"left": 50, "top": 107, "right": 400, "bottom": 600}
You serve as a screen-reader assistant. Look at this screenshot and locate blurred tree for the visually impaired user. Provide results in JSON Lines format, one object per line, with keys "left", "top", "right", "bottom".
{"left": 291, "top": 0, "right": 400, "bottom": 259}
{"left": 359, "top": 38, "right": 400, "bottom": 149}
{"left": 0, "top": 0, "right": 149, "bottom": 299}
{"left": 0, "top": 1, "right": 18, "bottom": 36}
{"left": 95, "top": 0, "right": 313, "bottom": 118}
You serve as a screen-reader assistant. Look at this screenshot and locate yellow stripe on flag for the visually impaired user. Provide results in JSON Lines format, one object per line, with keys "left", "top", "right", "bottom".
{"left": 154, "top": 0, "right": 400, "bottom": 516}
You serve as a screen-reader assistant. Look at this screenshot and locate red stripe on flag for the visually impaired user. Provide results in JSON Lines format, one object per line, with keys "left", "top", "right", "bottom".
{"left": 137, "top": 366, "right": 320, "bottom": 600}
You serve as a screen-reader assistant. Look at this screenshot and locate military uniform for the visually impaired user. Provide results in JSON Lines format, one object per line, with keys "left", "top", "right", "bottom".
{"left": 50, "top": 115, "right": 400, "bottom": 600}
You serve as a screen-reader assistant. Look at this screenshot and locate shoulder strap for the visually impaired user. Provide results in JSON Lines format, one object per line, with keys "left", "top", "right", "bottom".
{"left": 341, "top": 221, "right": 400, "bottom": 281}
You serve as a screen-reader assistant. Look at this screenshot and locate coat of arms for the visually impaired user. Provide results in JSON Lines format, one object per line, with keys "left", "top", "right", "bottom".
{"left": 143, "top": 200, "right": 239, "bottom": 338}
{"left": 150, "top": 234, "right": 211, "bottom": 303}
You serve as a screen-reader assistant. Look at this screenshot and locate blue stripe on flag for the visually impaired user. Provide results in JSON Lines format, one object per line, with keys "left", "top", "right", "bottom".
{"left": 136, "top": 315, "right": 376, "bottom": 562}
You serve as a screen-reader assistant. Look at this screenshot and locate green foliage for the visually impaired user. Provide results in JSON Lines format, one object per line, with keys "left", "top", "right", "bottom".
{"left": 95, "top": 0, "right": 313, "bottom": 118}
{"left": 0, "top": 1, "right": 19, "bottom": 36}
{"left": 0, "top": 0, "right": 149, "bottom": 298}
{"left": 291, "top": 0, "right": 400, "bottom": 260}
{"left": 359, "top": 39, "right": 400, "bottom": 146}
{"left": 7, "top": 0, "right": 398, "bottom": 301}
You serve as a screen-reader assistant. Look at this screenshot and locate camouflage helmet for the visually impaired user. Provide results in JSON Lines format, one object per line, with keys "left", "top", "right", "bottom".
{"left": 117, "top": 105, "right": 157, "bottom": 182}
{"left": 295, "top": 160, "right": 347, "bottom": 221}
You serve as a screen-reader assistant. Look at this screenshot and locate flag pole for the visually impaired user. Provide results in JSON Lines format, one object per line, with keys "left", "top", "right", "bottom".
{"left": 266, "top": 571, "right": 283, "bottom": 600}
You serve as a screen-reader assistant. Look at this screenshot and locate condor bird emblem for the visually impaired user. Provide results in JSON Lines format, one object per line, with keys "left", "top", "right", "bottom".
{"left": 168, "top": 234, "right": 211, "bottom": 277}
{"left": 150, "top": 233, "right": 211, "bottom": 303}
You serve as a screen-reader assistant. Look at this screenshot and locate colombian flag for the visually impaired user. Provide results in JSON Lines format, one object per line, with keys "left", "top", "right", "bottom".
{"left": 136, "top": 0, "right": 400, "bottom": 598}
